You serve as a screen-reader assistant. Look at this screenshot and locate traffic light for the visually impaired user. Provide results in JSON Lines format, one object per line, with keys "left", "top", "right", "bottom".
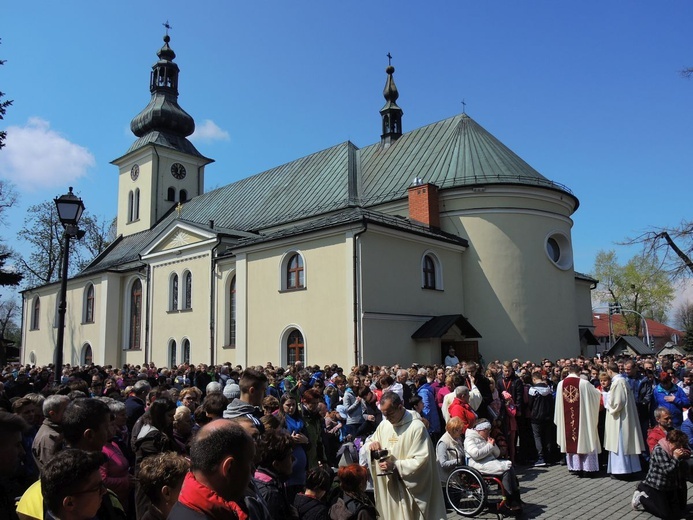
{"left": 608, "top": 302, "right": 622, "bottom": 315}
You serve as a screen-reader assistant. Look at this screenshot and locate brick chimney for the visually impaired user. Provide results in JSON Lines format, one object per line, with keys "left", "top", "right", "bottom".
{"left": 407, "top": 181, "right": 440, "bottom": 228}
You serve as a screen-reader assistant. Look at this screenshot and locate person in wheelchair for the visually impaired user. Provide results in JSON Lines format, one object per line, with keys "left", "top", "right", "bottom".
{"left": 463, "top": 418, "right": 523, "bottom": 512}
{"left": 436, "top": 416, "right": 466, "bottom": 485}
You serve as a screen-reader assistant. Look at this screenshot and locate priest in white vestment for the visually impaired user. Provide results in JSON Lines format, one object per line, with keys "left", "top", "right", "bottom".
{"left": 554, "top": 364, "right": 602, "bottom": 476}
{"left": 605, "top": 362, "right": 645, "bottom": 476}
{"left": 365, "top": 391, "right": 446, "bottom": 520}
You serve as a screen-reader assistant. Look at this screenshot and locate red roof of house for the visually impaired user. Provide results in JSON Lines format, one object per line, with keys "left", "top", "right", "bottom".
{"left": 592, "top": 313, "right": 684, "bottom": 341}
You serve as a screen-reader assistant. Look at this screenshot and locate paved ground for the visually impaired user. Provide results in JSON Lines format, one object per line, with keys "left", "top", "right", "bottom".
{"left": 445, "top": 462, "right": 693, "bottom": 519}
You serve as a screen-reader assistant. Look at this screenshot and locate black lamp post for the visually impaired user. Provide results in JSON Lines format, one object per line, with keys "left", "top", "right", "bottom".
{"left": 54, "top": 187, "right": 85, "bottom": 385}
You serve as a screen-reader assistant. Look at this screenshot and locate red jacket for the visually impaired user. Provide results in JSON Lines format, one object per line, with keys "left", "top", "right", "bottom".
{"left": 448, "top": 398, "right": 477, "bottom": 433}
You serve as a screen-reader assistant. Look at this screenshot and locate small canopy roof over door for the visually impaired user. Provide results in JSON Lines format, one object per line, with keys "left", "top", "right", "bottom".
{"left": 411, "top": 314, "right": 482, "bottom": 340}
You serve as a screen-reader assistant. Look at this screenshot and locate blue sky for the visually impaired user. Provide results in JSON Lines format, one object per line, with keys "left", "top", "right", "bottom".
{"left": 1, "top": 2, "right": 692, "bottom": 311}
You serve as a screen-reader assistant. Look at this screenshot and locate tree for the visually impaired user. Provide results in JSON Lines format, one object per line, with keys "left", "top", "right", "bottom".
{"left": 0, "top": 38, "right": 12, "bottom": 150}
{"left": 675, "top": 301, "right": 693, "bottom": 331}
{"left": 625, "top": 222, "right": 693, "bottom": 279}
{"left": 77, "top": 215, "right": 117, "bottom": 271}
{"left": 17, "top": 199, "right": 114, "bottom": 288}
{"left": 592, "top": 249, "right": 675, "bottom": 337}
{"left": 675, "top": 301, "right": 693, "bottom": 352}
{"left": 0, "top": 296, "right": 20, "bottom": 366}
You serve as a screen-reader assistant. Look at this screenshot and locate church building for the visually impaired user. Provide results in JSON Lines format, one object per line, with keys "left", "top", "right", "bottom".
{"left": 21, "top": 34, "right": 597, "bottom": 369}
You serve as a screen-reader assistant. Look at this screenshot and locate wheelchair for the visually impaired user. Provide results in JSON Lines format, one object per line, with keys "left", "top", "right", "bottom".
{"left": 444, "top": 463, "right": 508, "bottom": 518}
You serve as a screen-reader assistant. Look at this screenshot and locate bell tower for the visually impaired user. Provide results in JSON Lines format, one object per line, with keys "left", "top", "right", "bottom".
{"left": 380, "top": 53, "right": 403, "bottom": 147}
{"left": 112, "top": 29, "right": 213, "bottom": 237}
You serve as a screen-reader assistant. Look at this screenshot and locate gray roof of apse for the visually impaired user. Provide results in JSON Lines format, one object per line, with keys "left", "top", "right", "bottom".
{"left": 358, "top": 113, "right": 575, "bottom": 207}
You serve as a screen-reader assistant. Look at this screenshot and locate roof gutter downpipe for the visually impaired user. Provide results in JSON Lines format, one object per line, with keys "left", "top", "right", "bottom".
{"left": 353, "top": 223, "right": 367, "bottom": 367}
{"left": 209, "top": 236, "right": 221, "bottom": 366}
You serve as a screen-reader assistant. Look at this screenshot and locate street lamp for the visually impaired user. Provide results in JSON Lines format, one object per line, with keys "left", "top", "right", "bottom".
{"left": 54, "top": 187, "right": 85, "bottom": 385}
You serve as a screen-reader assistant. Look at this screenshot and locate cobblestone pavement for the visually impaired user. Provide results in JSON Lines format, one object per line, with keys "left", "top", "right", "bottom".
{"left": 445, "top": 462, "right": 693, "bottom": 519}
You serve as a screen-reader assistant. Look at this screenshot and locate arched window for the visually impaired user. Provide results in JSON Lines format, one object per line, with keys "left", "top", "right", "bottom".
{"left": 287, "top": 329, "right": 305, "bottom": 365}
{"left": 182, "top": 339, "right": 191, "bottom": 364}
{"left": 421, "top": 252, "right": 443, "bottom": 290}
{"left": 84, "top": 284, "right": 95, "bottom": 323}
{"left": 127, "top": 191, "right": 134, "bottom": 222}
{"left": 179, "top": 190, "right": 188, "bottom": 203}
{"left": 423, "top": 255, "right": 436, "bottom": 289}
{"left": 134, "top": 188, "right": 140, "bottom": 220}
{"left": 286, "top": 254, "right": 304, "bottom": 290}
{"left": 82, "top": 344, "right": 93, "bottom": 365}
{"left": 167, "top": 187, "right": 175, "bottom": 201}
{"left": 170, "top": 273, "right": 179, "bottom": 311}
{"left": 129, "top": 279, "right": 142, "bottom": 350}
{"left": 31, "top": 297, "right": 40, "bottom": 330}
{"left": 183, "top": 271, "right": 192, "bottom": 309}
{"left": 169, "top": 340, "right": 177, "bottom": 367}
{"left": 229, "top": 276, "right": 236, "bottom": 347}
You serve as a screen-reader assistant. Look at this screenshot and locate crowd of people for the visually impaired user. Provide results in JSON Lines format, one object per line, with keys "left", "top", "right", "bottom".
{"left": 2, "top": 347, "right": 693, "bottom": 520}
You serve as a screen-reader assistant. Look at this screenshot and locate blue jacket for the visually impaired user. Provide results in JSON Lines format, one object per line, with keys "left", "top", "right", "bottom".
{"left": 652, "top": 383, "right": 689, "bottom": 428}
{"left": 417, "top": 383, "right": 441, "bottom": 434}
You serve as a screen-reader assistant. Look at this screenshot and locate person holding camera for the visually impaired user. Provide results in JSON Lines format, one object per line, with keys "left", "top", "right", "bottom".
{"left": 632, "top": 429, "right": 690, "bottom": 517}
{"left": 365, "top": 391, "right": 446, "bottom": 520}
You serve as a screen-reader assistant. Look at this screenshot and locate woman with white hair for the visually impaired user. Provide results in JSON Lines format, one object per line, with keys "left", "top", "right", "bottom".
{"left": 464, "top": 418, "right": 523, "bottom": 512}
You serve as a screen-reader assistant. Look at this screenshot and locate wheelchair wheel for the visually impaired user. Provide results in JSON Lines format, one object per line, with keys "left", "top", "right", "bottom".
{"left": 446, "top": 466, "right": 487, "bottom": 517}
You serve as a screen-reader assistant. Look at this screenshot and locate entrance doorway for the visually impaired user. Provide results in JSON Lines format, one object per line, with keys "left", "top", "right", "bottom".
{"left": 441, "top": 340, "right": 478, "bottom": 364}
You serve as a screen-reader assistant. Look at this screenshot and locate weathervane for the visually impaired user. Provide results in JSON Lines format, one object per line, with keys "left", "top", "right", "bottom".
{"left": 163, "top": 20, "right": 172, "bottom": 35}
{"left": 387, "top": 52, "right": 393, "bottom": 66}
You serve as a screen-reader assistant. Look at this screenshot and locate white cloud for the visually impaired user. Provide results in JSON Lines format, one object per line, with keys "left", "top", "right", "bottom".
{"left": 191, "top": 119, "right": 230, "bottom": 143}
{"left": 0, "top": 118, "right": 95, "bottom": 192}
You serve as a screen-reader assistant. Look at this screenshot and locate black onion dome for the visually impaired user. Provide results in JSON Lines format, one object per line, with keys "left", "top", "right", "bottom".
{"left": 130, "top": 34, "right": 195, "bottom": 138}
{"left": 383, "top": 65, "right": 399, "bottom": 103}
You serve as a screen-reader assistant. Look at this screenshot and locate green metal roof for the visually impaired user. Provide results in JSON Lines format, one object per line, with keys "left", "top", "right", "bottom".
{"left": 359, "top": 113, "right": 574, "bottom": 206}
{"left": 82, "top": 113, "right": 576, "bottom": 277}
{"left": 168, "top": 113, "right": 575, "bottom": 232}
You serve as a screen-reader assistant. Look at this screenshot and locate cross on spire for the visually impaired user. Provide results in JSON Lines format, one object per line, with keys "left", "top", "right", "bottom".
{"left": 461, "top": 99, "right": 467, "bottom": 114}
{"left": 387, "top": 52, "right": 393, "bottom": 66}
{"left": 163, "top": 20, "right": 172, "bottom": 35}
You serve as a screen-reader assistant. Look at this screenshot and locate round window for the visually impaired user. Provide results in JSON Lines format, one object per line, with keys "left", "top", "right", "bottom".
{"left": 546, "top": 237, "right": 560, "bottom": 262}
{"left": 545, "top": 232, "right": 573, "bottom": 270}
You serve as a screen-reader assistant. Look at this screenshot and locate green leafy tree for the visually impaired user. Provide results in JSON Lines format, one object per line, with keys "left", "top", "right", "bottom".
{"left": 592, "top": 249, "right": 674, "bottom": 337}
